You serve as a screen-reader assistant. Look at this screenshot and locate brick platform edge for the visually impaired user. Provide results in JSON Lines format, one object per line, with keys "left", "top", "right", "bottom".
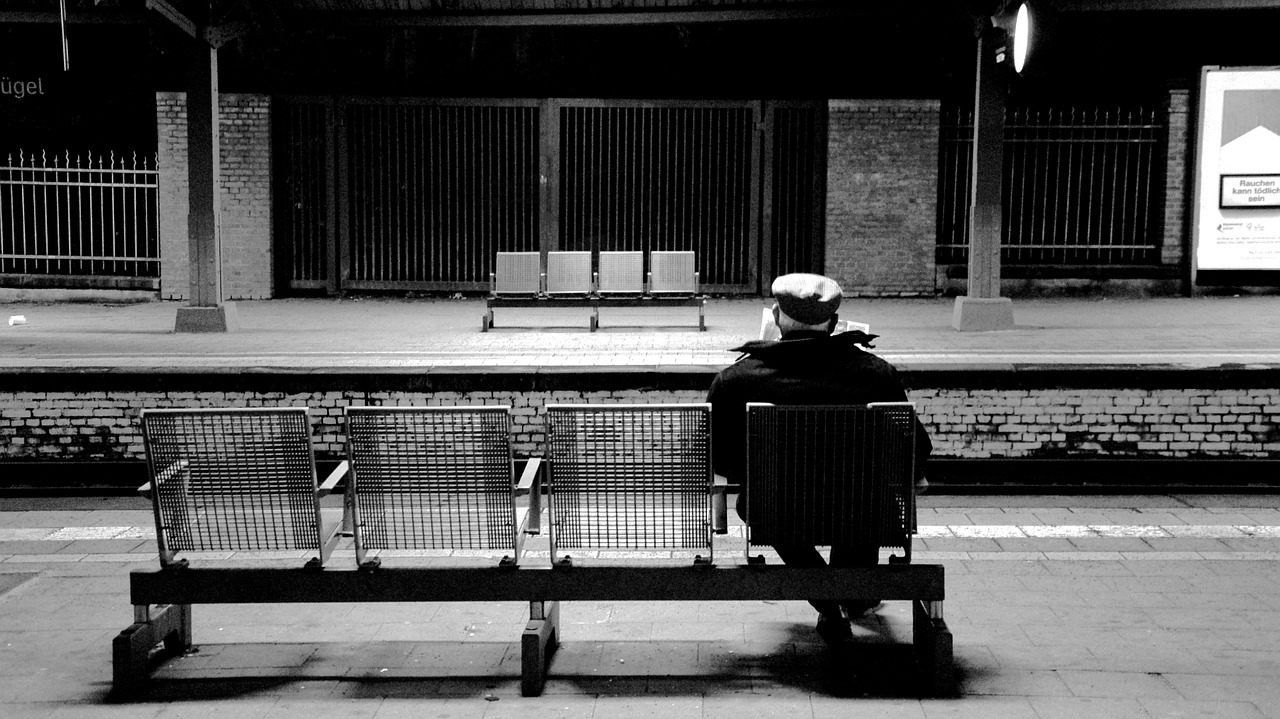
{"left": 2, "top": 366, "right": 1279, "bottom": 493}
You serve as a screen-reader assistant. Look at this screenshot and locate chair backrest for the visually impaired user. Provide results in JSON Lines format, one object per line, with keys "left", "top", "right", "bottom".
{"left": 648, "top": 250, "right": 697, "bottom": 295}
{"left": 744, "top": 403, "right": 917, "bottom": 556}
{"left": 545, "top": 251, "right": 593, "bottom": 295}
{"left": 345, "top": 406, "right": 519, "bottom": 564}
{"left": 544, "top": 403, "right": 712, "bottom": 563}
{"left": 597, "top": 251, "right": 644, "bottom": 295}
{"left": 140, "top": 407, "right": 327, "bottom": 567}
{"left": 493, "top": 252, "right": 542, "bottom": 296}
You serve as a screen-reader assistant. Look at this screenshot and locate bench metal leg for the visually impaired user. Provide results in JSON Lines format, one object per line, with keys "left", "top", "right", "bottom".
{"left": 112, "top": 603, "right": 192, "bottom": 696}
{"left": 913, "top": 600, "right": 954, "bottom": 696}
{"left": 521, "top": 600, "right": 560, "bottom": 696}
{"left": 482, "top": 309, "right": 494, "bottom": 332}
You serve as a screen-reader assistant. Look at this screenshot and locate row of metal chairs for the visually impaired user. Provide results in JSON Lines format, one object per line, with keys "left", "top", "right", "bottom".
{"left": 139, "top": 403, "right": 919, "bottom": 571}
{"left": 491, "top": 250, "right": 700, "bottom": 297}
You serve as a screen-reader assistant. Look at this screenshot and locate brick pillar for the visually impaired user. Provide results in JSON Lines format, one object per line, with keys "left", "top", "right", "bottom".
{"left": 157, "top": 92, "right": 189, "bottom": 301}
{"left": 1162, "top": 88, "right": 1191, "bottom": 269}
{"left": 824, "top": 99, "right": 939, "bottom": 296}
{"left": 155, "top": 92, "right": 273, "bottom": 300}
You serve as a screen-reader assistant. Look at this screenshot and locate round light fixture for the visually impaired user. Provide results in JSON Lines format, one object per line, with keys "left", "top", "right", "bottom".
{"left": 1012, "top": 3, "right": 1031, "bottom": 73}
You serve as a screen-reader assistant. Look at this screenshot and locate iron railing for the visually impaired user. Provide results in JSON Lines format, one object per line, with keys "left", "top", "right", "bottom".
{"left": 938, "top": 106, "right": 1165, "bottom": 265}
{"left": 0, "top": 150, "right": 159, "bottom": 278}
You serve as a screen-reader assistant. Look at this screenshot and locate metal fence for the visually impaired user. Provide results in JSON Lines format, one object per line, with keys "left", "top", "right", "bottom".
{"left": 938, "top": 106, "right": 1165, "bottom": 265}
{"left": 0, "top": 150, "right": 159, "bottom": 278}
{"left": 558, "top": 102, "right": 757, "bottom": 292}
{"left": 345, "top": 100, "right": 541, "bottom": 291}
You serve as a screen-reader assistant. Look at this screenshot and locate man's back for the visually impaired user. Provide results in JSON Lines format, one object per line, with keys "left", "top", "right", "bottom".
{"left": 707, "top": 329, "right": 913, "bottom": 484}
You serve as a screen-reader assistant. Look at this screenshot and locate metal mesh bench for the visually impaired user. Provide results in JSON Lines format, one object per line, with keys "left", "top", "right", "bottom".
{"left": 345, "top": 405, "right": 542, "bottom": 568}
{"left": 114, "top": 408, "right": 348, "bottom": 691}
{"left": 114, "top": 403, "right": 948, "bottom": 698}
{"left": 544, "top": 403, "right": 714, "bottom": 564}
{"left": 744, "top": 402, "right": 952, "bottom": 693}
{"left": 483, "top": 251, "right": 706, "bottom": 331}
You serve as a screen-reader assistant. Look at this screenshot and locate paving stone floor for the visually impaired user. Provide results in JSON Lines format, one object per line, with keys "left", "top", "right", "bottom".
{"left": 3, "top": 494, "right": 1280, "bottom": 718}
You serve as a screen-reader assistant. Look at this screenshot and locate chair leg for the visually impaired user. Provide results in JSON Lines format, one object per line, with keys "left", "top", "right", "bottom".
{"left": 913, "top": 600, "right": 954, "bottom": 696}
{"left": 112, "top": 603, "right": 192, "bottom": 697}
{"left": 521, "top": 600, "right": 560, "bottom": 697}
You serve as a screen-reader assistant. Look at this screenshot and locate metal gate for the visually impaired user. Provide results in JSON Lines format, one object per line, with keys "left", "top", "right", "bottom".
{"left": 762, "top": 102, "right": 827, "bottom": 279}
{"left": 276, "top": 97, "right": 825, "bottom": 295}
{"left": 938, "top": 105, "right": 1165, "bottom": 265}
{"left": 556, "top": 100, "right": 758, "bottom": 293}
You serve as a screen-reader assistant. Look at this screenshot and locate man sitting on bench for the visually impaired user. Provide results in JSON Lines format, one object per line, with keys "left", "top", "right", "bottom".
{"left": 706, "top": 272, "right": 932, "bottom": 645}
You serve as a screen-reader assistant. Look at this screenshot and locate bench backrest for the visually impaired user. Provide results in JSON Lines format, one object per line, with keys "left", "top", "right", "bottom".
{"left": 648, "top": 250, "right": 697, "bottom": 295}
{"left": 597, "top": 251, "right": 644, "bottom": 295}
{"left": 545, "top": 251, "right": 593, "bottom": 295}
{"left": 345, "top": 406, "right": 520, "bottom": 564}
{"left": 744, "top": 402, "right": 917, "bottom": 557}
{"left": 544, "top": 403, "right": 712, "bottom": 562}
{"left": 140, "top": 407, "right": 328, "bottom": 567}
{"left": 493, "top": 252, "right": 542, "bottom": 295}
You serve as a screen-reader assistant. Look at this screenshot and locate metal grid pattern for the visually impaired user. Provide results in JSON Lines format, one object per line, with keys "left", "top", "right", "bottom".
{"left": 494, "top": 251, "right": 542, "bottom": 295}
{"left": 745, "top": 404, "right": 916, "bottom": 552}
{"left": 545, "top": 404, "right": 711, "bottom": 557}
{"left": 140, "top": 408, "right": 322, "bottom": 555}
{"left": 545, "top": 251, "right": 592, "bottom": 295}
{"left": 557, "top": 104, "right": 756, "bottom": 293}
{"left": 648, "top": 250, "right": 696, "bottom": 294}
{"left": 938, "top": 105, "right": 1164, "bottom": 266}
{"left": 597, "top": 251, "right": 644, "bottom": 295}
{"left": 277, "top": 99, "right": 334, "bottom": 291}
{"left": 345, "top": 101, "right": 541, "bottom": 290}
{"left": 345, "top": 406, "right": 516, "bottom": 551}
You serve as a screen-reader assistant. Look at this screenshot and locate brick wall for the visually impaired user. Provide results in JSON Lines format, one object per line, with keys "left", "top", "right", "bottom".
{"left": 0, "top": 389, "right": 707, "bottom": 462}
{"left": 156, "top": 92, "right": 273, "bottom": 301}
{"left": 824, "top": 99, "right": 939, "bottom": 296}
{"left": 4, "top": 385, "right": 1278, "bottom": 464}
{"left": 1162, "top": 88, "right": 1191, "bottom": 268}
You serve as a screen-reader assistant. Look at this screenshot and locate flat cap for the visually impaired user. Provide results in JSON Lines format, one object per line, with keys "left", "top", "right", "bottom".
{"left": 771, "top": 273, "right": 842, "bottom": 325}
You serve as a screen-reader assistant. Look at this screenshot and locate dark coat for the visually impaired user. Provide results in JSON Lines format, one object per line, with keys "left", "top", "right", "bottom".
{"left": 705, "top": 329, "right": 932, "bottom": 516}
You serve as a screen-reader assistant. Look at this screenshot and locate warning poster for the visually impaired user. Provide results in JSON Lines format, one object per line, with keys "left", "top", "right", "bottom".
{"left": 1195, "top": 69, "right": 1280, "bottom": 270}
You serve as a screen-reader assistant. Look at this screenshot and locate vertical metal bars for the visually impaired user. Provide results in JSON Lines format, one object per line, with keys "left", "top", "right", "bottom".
{"left": 769, "top": 105, "right": 825, "bottom": 276}
{"left": 345, "top": 406, "right": 516, "bottom": 554}
{"left": 343, "top": 101, "right": 540, "bottom": 291}
{"left": 937, "top": 105, "right": 1164, "bottom": 265}
{"left": 140, "top": 408, "right": 323, "bottom": 560}
{"left": 557, "top": 103, "right": 755, "bottom": 292}
{"left": 744, "top": 404, "right": 916, "bottom": 554}
{"left": 0, "top": 149, "right": 159, "bottom": 278}
{"left": 545, "top": 404, "right": 712, "bottom": 561}
{"left": 276, "top": 99, "right": 333, "bottom": 290}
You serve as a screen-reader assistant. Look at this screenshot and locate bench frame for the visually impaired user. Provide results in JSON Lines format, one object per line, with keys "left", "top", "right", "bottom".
{"left": 113, "top": 402, "right": 953, "bottom": 698}
{"left": 483, "top": 295, "right": 706, "bottom": 332}
{"left": 116, "top": 562, "right": 950, "bottom": 697}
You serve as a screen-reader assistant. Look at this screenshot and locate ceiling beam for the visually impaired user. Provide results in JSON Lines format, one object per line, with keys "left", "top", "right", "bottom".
{"left": 0, "top": 10, "right": 146, "bottom": 24}
{"left": 1050, "top": 0, "right": 1280, "bottom": 10}
{"left": 283, "top": 6, "right": 875, "bottom": 29}
{"left": 144, "top": 0, "right": 198, "bottom": 40}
